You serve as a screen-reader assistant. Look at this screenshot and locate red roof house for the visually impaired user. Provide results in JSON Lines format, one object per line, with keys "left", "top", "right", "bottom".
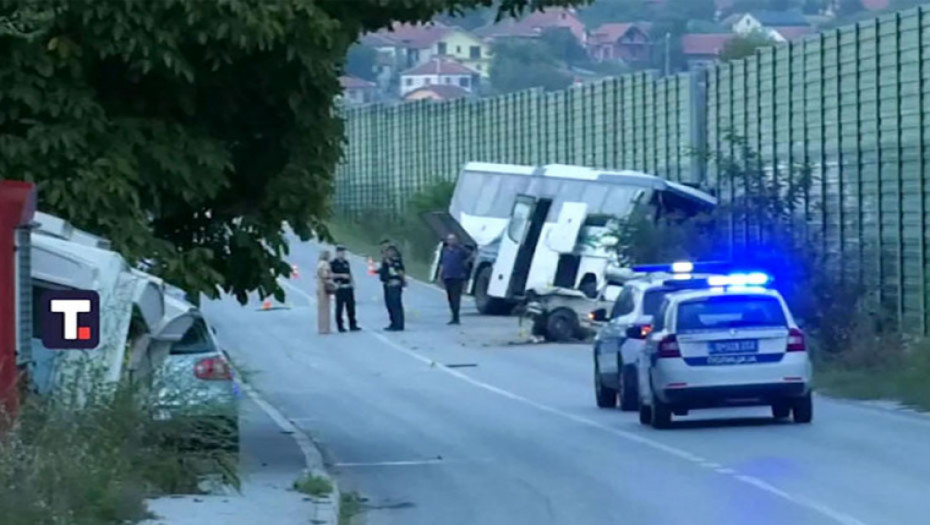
{"left": 589, "top": 22, "right": 653, "bottom": 64}
{"left": 475, "top": 8, "right": 587, "bottom": 45}
{"left": 404, "top": 84, "right": 472, "bottom": 101}
{"left": 399, "top": 57, "right": 479, "bottom": 96}
{"left": 681, "top": 34, "right": 736, "bottom": 65}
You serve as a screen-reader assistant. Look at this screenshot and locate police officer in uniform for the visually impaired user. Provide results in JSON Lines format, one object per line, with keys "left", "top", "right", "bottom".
{"left": 331, "top": 246, "right": 359, "bottom": 332}
{"left": 379, "top": 245, "right": 405, "bottom": 331}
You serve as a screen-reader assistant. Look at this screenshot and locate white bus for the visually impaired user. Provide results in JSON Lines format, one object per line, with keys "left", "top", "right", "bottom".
{"left": 425, "top": 162, "right": 717, "bottom": 315}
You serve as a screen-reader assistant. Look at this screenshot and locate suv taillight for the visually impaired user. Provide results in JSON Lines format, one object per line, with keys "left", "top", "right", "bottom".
{"left": 787, "top": 328, "right": 805, "bottom": 352}
{"left": 195, "top": 356, "right": 233, "bottom": 380}
{"left": 658, "top": 335, "right": 681, "bottom": 358}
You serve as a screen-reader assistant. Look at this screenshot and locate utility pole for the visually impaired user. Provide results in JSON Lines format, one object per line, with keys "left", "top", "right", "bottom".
{"left": 664, "top": 32, "right": 671, "bottom": 76}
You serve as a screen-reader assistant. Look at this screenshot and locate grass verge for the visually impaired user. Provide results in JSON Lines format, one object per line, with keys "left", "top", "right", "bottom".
{"left": 0, "top": 382, "right": 238, "bottom": 525}
{"left": 293, "top": 472, "right": 333, "bottom": 498}
{"left": 814, "top": 338, "right": 930, "bottom": 411}
{"left": 339, "top": 492, "right": 366, "bottom": 525}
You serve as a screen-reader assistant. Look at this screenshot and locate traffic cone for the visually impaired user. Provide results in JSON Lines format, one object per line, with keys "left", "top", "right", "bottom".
{"left": 261, "top": 299, "right": 272, "bottom": 310}
{"left": 367, "top": 257, "right": 377, "bottom": 275}
{"left": 291, "top": 264, "right": 299, "bottom": 279}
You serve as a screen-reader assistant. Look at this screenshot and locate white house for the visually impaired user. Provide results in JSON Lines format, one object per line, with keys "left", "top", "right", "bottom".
{"left": 399, "top": 57, "right": 479, "bottom": 97}
{"left": 728, "top": 10, "right": 813, "bottom": 43}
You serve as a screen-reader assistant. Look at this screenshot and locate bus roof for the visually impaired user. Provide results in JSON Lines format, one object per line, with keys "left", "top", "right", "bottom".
{"left": 460, "top": 162, "right": 716, "bottom": 207}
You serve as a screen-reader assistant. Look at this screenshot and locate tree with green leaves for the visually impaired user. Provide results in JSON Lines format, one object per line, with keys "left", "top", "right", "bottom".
{"left": 0, "top": 0, "right": 589, "bottom": 303}
{"left": 346, "top": 44, "right": 378, "bottom": 81}
{"left": 489, "top": 38, "right": 574, "bottom": 93}
{"left": 576, "top": 0, "right": 650, "bottom": 26}
{"left": 540, "top": 27, "right": 591, "bottom": 68}
{"left": 836, "top": 0, "right": 865, "bottom": 16}
{"left": 719, "top": 0, "right": 770, "bottom": 17}
{"left": 803, "top": 0, "right": 827, "bottom": 15}
{"left": 719, "top": 30, "right": 776, "bottom": 61}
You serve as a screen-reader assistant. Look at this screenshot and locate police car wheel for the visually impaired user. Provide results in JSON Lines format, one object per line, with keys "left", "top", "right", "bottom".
{"left": 619, "top": 365, "right": 639, "bottom": 412}
{"left": 771, "top": 401, "right": 791, "bottom": 420}
{"left": 792, "top": 393, "right": 813, "bottom": 424}
{"left": 594, "top": 364, "right": 618, "bottom": 408}
{"left": 638, "top": 404, "right": 652, "bottom": 425}
{"left": 651, "top": 399, "right": 672, "bottom": 429}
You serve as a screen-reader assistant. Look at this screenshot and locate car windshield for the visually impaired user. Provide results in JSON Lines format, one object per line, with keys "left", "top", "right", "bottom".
{"left": 676, "top": 295, "right": 787, "bottom": 331}
{"left": 169, "top": 320, "right": 216, "bottom": 355}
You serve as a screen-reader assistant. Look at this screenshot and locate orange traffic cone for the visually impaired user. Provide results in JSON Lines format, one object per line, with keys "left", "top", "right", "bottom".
{"left": 367, "top": 257, "right": 377, "bottom": 276}
{"left": 261, "top": 299, "right": 272, "bottom": 310}
{"left": 291, "top": 264, "right": 299, "bottom": 279}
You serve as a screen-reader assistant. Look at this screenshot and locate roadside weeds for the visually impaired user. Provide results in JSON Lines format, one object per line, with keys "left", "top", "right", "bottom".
{"left": 0, "top": 377, "right": 237, "bottom": 525}
{"left": 294, "top": 473, "right": 333, "bottom": 498}
{"left": 339, "top": 492, "right": 366, "bottom": 525}
{"left": 814, "top": 336, "right": 930, "bottom": 412}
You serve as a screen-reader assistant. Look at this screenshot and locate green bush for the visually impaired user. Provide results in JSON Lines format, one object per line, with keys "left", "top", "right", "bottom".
{"left": 293, "top": 473, "right": 333, "bottom": 497}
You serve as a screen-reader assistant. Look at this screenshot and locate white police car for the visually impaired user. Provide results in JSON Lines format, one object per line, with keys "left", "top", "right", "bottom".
{"left": 633, "top": 272, "right": 812, "bottom": 429}
{"left": 592, "top": 261, "right": 727, "bottom": 412}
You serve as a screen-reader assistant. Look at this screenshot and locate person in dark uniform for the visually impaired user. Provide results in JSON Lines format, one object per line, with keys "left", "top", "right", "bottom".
{"left": 380, "top": 238, "right": 403, "bottom": 265}
{"left": 379, "top": 245, "right": 405, "bottom": 331}
{"left": 331, "top": 246, "right": 359, "bottom": 332}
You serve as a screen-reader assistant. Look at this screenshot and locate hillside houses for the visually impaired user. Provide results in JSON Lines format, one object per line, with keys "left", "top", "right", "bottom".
{"left": 338, "top": 3, "right": 900, "bottom": 105}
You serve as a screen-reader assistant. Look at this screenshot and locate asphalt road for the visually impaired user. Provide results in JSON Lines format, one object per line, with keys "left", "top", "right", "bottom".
{"left": 203, "top": 240, "right": 930, "bottom": 525}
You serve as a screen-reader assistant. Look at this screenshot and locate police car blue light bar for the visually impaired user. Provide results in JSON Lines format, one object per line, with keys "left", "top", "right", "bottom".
{"left": 707, "top": 272, "right": 771, "bottom": 287}
{"left": 632, "top": 261, "right": 730, "bottom": 274}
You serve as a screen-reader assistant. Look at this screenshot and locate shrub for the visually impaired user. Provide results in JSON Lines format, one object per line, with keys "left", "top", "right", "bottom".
{"left": 609, "top": 133, "right": 878, "bottom": 358}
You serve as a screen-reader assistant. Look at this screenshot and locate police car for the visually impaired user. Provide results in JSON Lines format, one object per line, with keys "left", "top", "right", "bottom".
{"left": 632, "top": 271, "right": 812, "bottom": 429}
{"left": 592, "top": 261, "right": 725, "bottom": 412}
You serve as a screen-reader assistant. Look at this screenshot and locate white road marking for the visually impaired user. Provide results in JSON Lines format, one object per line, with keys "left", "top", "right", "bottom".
{"left": 239, "top": 374, "right": 340, "bottom": 524}
{"left": 334, "top": 459, "right": 453, "bottom": 468}
{"left": 280, "top": 278, "right": 867, "bottom": 525}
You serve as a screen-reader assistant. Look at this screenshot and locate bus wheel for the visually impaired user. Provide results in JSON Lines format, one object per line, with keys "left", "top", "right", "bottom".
{"left": 474, "top": 265, "right": 513, "bottom": 315}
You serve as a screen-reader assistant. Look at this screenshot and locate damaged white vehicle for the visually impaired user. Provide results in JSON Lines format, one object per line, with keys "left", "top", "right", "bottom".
{"left": 424, "top": 162, "right": 716, "bottom": 341}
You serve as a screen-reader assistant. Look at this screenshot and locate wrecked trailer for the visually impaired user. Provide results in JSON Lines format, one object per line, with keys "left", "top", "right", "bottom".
{"left": 522, "top": 267, "right": 638, "bottom": 342}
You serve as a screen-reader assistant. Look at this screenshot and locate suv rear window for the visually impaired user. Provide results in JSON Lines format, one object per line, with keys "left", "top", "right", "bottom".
{"left": 643, "top": 289, "right": 671, "bottom": 316}
{"left": 169, "top": 320, "right": 216, "bottom": 355}
{"left": 676, "top": 295, "right": 787, "bottom": 331}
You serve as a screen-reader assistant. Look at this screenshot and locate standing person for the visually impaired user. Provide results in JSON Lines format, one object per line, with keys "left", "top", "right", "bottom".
{"left": 379, "top": 245, "right": 406, "bottom": 331}
{"left": 439, "top": 233, "right": 473, "bottom": 325}
{"left": 316, "top": 250, "right": 335, "bottom": 334}
{"left": 331, "top": 246, "right": 360, "bottom": 332}
{"left": 380, "top": 238, "right": 403, "bottom": 264}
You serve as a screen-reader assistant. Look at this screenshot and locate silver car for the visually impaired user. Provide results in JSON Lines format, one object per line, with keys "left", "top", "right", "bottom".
{"left": 153, "top": 314, "right": 240, "bottom": 453}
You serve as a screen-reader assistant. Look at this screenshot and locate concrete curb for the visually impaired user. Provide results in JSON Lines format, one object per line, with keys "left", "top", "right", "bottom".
{"left": 240, "top": 381, "right": 340, "bottom": 525}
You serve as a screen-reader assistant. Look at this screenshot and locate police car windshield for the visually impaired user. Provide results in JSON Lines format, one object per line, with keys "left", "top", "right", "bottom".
{"left": 676, "top": 295, "right": 786, "bottom": 331}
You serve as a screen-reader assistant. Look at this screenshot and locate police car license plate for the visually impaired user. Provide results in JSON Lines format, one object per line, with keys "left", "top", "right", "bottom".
{"left": 709, "top": 339, "right": 758, "bottom": 355}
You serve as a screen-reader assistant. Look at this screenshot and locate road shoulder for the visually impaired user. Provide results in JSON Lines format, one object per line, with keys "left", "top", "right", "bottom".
{"left": 142, "top": 387, "right": 339, "bottom": 525}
